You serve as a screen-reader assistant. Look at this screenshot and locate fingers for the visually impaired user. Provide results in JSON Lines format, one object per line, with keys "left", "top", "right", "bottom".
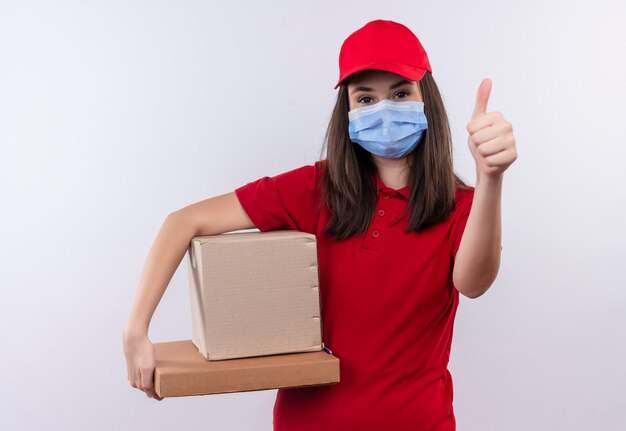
{"left": 481, "top": 148, "right": 517, "bottom": 168}
{"left": 127, "top": 361, "right": 163, "bottom": 400}
{"left": 140, "top": 365, "right": 163, "bottom": 400}
{"left": 471, "top": 139, "right": 509, "bottom": 159}
{"left": 466, "top": 111, "right": 508, "bottom": 135}
{"left": 124, "top": 331, "right": 163, "bottom": 401}
{"left": 468, "top": 121, "right": 513, "bottom": 147}
{"left": 128, "top": 367, "right": 162, "bottom": 400}
{"left": 128, "top": 364, "right": 139, "bottom": 389}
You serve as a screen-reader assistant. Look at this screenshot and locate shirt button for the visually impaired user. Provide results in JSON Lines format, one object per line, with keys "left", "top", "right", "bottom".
{"left": 372, "top": 230, "right": 380, "bottom": 238}
{"left": 377, "top": 209, "right": 385, "bottom": 217}
{"left": 382, "top": 193, "right": 390, "bottom": 199}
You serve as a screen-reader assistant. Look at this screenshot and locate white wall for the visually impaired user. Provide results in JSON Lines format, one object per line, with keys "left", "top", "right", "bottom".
{"left": 1, "top": 0, "right": 625, "bottom": 430}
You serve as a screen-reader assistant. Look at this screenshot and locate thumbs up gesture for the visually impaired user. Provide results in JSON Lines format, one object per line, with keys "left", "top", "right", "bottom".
{"left": 466, "top": 79, "right": 517, "bottom": 179}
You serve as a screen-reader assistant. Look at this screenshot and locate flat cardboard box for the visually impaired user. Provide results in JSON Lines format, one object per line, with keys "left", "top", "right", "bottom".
{"left": 154, "top": 340, "right": 340, "bottom": 398}
{"left": 187, "top": 230, "right": 323, "bottom": 360}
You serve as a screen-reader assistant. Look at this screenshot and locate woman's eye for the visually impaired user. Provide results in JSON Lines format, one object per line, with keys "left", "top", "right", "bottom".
{"left": 394, "top": 91, "right": 410, "bottom": 99}
{"left": 358, "top": 91, "right": 410, "bottom": 104}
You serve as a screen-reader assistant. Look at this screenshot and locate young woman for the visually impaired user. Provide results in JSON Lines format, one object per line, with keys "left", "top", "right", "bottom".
{"left": 123, "top": 19, "right": 517, "bottom": 431}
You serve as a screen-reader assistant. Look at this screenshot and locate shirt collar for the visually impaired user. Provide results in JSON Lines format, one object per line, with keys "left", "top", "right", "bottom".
{"left": 374, "top": 170, "right": 409, "bottom": 200}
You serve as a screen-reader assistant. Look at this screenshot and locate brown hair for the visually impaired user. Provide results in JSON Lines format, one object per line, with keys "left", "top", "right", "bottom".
{"left": 315, "top": 70, "right": 471, "bottom": 241}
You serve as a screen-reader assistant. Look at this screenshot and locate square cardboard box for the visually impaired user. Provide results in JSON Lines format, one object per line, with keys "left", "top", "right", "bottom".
{"left": 187, "top": 230, "right": 324, "bottom": 360}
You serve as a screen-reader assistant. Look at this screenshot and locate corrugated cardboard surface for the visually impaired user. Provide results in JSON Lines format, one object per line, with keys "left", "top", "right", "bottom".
{"left": 187, "top": 230, "right": 323, "bottom": 360}
{"left": 154, "top": 340, "right": 340, "bottom": 398}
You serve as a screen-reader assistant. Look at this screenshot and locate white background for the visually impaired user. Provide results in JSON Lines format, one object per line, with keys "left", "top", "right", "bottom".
{"left": 1, "top": 1, "right": 625, "bottom": 430}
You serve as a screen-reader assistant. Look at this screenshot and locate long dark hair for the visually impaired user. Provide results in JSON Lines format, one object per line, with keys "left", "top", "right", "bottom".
{"left": 316, "top": 71, "right": 470, "bottom": 241}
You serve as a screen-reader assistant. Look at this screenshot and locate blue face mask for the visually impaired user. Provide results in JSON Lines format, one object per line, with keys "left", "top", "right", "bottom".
{"left": 348, "top": 99, "right": 428, "bottom": 158}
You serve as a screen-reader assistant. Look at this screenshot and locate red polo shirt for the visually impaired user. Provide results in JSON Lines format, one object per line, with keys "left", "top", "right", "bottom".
{"left": 234, "top": 159, "right": 475, "bottom": 431}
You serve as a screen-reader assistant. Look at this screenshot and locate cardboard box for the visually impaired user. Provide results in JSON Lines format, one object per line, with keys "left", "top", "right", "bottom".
{"left": 187, "top": 230, "right": 324, "bottom": 360}
{"left": 154, "top": 340, "right": 340, "bottom": 398}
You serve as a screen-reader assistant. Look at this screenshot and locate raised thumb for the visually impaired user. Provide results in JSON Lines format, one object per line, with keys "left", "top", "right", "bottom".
{"left": 471, "top": 78, "right": 492, "bottom": 120}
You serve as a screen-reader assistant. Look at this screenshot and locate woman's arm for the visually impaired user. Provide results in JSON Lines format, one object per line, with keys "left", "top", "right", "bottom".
{"left": 452, "top": 174, "right": 502, "bottom": 298}
{"left": 123, "top": 191, "right": 255, "bottom": 399}
{"left": 124, "top": 191, "right": 255, "bottom": 334}
{"left": 453, "top": 78, "right": 517, "bottom": 298}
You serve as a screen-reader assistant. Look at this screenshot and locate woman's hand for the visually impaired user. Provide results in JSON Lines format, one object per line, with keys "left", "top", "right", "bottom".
{"left": 466, "top": 78, "right": 518, "bottom": 180}
{"left": 123, "top": 328, "right": 163, "bottom": 401}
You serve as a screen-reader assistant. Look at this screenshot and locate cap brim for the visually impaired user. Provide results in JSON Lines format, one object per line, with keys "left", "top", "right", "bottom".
{"left": 334, "top": 63, "right": 428, "bottom": 89}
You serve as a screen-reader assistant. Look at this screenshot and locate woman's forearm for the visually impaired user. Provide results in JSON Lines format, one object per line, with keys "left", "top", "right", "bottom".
{"left": 452, "top": 173, "right": 503, "bottom": 298}
{"left": 124, "top": 211, "right": 197, "bottom": 335}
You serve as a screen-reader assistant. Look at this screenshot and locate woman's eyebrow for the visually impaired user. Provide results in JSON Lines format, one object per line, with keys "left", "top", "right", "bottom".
{"left": 350, "top": 79, "right": 413, "bottom": 95}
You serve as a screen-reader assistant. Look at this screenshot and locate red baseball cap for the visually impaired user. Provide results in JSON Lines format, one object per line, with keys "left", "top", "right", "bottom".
{"left": 334, "top": 19, "right": 432, "bottom": 90}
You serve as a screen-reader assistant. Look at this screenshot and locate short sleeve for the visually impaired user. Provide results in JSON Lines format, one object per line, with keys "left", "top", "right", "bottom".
{"left": 234, "top": 161, "right": 323, "bottom": 234}
{"left": 449, "top": 186, "right": 475, "bottom": 259}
